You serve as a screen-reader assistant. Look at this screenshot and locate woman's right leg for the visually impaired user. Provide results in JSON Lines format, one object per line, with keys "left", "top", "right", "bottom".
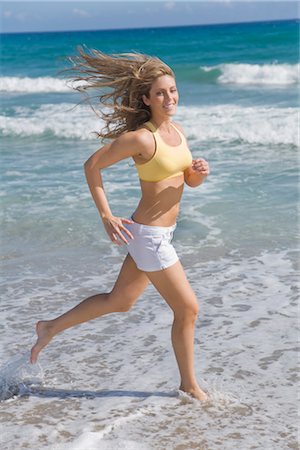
{"left": 30, "top": 254, "right": 149, "bottom": 363}
{"left": 146, "top": 261, "right": 208, "bottom": 402}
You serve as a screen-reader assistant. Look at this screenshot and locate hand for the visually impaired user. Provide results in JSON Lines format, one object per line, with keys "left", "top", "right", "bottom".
{"left": 102, "top": 215, "right": 134, "bottom": 246}
{"left": 191, "top": 158, "right": 210, "bottom": 176}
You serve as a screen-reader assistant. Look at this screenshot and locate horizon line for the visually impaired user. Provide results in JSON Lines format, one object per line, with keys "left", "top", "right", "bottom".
{"left": 1, "top": 17, "right": 298, "bottom": 36}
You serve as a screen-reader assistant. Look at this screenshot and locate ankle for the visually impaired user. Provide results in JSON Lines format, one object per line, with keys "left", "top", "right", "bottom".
{"left": 179, "top": 384, "right": 209, "bottom": 402}
{"left": 38, "top": 319, "right": 56, "bottom": 336}
{"left": 179, "top": 379, "right": 198, "bottom": 391}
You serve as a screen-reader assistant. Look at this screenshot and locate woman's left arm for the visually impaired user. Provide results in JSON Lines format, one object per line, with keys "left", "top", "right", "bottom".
{"left": 172, "top": 122, "right": 209, "bottom": 188}
{"left": 184, "top": 158, "right": 210, "bottom": 188}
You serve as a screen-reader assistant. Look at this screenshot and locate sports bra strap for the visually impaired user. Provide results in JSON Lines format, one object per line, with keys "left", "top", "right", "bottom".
{"left": 143, "top": 121, "right": 156, "bottom": 133}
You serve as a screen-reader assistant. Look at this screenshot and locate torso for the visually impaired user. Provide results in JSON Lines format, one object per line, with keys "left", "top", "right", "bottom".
{"left": 132, "top": 121, "right": 191, "bottom": 226}
{"left": 132, "top": 174, "right": 185, "bottom": 226}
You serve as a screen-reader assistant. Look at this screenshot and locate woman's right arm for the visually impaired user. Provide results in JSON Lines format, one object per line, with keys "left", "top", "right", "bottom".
{"left": 84, "top": 130, "right": 150, "bottom": 245}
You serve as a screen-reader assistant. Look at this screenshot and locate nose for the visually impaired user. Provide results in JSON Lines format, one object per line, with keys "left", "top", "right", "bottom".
{"left": 164, "top": 92, "right": 173, "bottom": 102}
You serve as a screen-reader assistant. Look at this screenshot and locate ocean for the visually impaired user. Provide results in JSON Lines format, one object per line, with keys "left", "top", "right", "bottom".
{"left": 0, "top": 20, "right": 299, "bottom": 450}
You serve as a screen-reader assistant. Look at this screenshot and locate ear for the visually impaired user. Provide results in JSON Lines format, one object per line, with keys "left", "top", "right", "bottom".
{"left": 142, "top": 94, "right": 150, "bottom": 106}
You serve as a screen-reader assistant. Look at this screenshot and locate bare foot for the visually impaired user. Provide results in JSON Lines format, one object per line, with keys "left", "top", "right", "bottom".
{"left": 179, "top": 384, "right": 209, "bottom": 402}
{"left": 30, "top": 321, "right": 54, "bottom": 364}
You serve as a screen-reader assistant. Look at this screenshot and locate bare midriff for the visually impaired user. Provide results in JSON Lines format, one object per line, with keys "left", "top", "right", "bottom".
{"left": 132, "top": 174, "right": 185, "bottom": 227}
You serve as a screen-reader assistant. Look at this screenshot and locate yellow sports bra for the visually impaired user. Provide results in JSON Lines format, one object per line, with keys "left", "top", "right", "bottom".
{"left": 135, "top": 121, "right": 193, "bottom": 182}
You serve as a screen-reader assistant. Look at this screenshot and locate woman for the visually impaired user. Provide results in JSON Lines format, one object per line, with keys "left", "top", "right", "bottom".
{"left": 30, "top": 49, "right": 210, "bottom": 401}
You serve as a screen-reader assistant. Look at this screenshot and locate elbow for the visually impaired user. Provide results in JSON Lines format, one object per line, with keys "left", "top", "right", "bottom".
{"left": 84, "top": 158, "right": 95, "bottom": 176}
{"left": 184, "top": 174, "right": 197, "bottom": 188}
{"left": 84, "top": 159, "right": 89, "bottom": 174}
{"left": 84, "top": 159, "right": 102, "bottom": 184}
{"left": 184, "top": 176, "right": 205, "bottom": 188}
{"left": 83, "top": 160, "right": 89, "bottom": 179}
{"left": 185, "top": 180, "right": 198, "bottom": 188}
{"left": 184, "top": 177, "right": 192, "bottom": 187}
{"left": 84, "top": 159, "right": 95, "bottom": 183}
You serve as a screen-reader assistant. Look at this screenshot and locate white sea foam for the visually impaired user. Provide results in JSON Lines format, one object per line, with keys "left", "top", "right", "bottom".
{"left": 203, "top": 63, "right": 299, "bottom": 85}
{"left": 177, "top": 104, "right": 298, "bottom": 146}
{"left": 50, "top": 412, "right": 151, "bottom": 450}
{"left": 55, "top": 436, "right": 150, "bottom": 450}
{"left": 0, "top": 64, "right": 298, "bottom": 94}
{"left": 0, "top": 103, "right": 297, "bottom": 146}
{"left": 0, "top": 76, "right": 70, "bottom": 93}
{"left": 0, "top": 76, "right": 88, "bottom": 93}
{"left": 0, "top": 245, "right": 298, "bottom": 450}
{"left": 0, "top": 353, "right": 43, "bottom": 401}
{"left": 0, "top": 103, "right": 102, "bottom": 140}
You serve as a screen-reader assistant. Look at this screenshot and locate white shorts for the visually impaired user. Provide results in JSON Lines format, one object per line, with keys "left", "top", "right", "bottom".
{"left": 124, "top": 219, "right": 179, "bottom": 272}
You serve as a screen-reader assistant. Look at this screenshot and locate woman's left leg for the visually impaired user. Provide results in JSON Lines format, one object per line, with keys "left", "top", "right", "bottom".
{"left": 146, "top": 260, "right": 208, "bottom": 401}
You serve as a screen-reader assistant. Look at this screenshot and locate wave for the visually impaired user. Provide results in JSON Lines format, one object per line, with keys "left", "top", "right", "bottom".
{"left": 0, "top": 104, "right": 101, "bottom": 140}
{"left": 0, "top": 76, "right": 85, "bottom": 93}
{"left": 0, "top": 63, "right": 298, "bottom": 94}
{"left": 177, "top": 104, "right": 298, "bottom": 146}
{"left": 216, "top": 63, "right": 299, "bottom": 86}
{"left": 0, "top": 103, "right": 297, "bottom": 146}
{"left": 180, "top": 63, "right": 299, "bottom": 86}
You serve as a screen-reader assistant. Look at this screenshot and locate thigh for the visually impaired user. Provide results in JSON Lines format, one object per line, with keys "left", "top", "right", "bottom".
{"left": 146, "top": 261, "right": 199, "bottom": 315}
{"left": 110, "top": 253, "right": 149, "bottom": 306}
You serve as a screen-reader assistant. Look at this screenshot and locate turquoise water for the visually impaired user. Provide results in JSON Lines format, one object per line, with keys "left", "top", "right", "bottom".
{"left": 0, "top": 20, "right": 299, "bottom": 450}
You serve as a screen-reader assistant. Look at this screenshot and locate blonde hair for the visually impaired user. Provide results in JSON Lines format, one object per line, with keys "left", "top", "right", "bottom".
{"left": 67, "top": 47, "right": 175, "bottom": 139}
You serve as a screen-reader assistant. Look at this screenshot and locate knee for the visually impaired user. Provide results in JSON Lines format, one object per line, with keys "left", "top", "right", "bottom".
{"left": 187, "top": 303, "right": 199, "bottom": 322}
{"left": 175, "top": 301, "right": 199, "bottom": 324}
{"left": 107, "top": 291, "right": 135, "bottom": 313}
{"left": 115, "top": 302, "right": 134, "bottom": 313}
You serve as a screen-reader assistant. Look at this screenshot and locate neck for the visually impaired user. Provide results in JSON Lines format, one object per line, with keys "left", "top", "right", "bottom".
{"left": 150, "top": 116, "right": 173, "bottom": 130}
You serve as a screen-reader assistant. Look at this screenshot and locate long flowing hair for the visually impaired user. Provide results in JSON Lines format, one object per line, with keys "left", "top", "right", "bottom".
{"left": 67, "top": 47, "right": 175, "bottom": 139}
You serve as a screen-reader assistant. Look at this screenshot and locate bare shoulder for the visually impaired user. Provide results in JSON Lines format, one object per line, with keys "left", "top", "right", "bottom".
{"left": 131, "top": 127, "right": 156, "bottom": 159}
{"left": 133, "top": 127, "right": 154, "bottom": 147}
{"left": 112, "top": 127, "right": 153, "bottom": 155}
{"left": 85, "top": 125, "right": 155, "bottom": 170}
{"left": 119, "top": 127, "right": 153, "bottom": 147}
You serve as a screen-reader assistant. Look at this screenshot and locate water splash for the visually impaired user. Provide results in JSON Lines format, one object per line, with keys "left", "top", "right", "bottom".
{"left": 197, "top": 377, "right": 253, "bottom": 416}
{"left": 0, "top": 352, "right": 44, "bottom": 401}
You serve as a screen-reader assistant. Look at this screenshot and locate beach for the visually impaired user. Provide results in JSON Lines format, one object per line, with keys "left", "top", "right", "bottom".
{"left": 0, "top": 20, "right": 299, "bottom": 449}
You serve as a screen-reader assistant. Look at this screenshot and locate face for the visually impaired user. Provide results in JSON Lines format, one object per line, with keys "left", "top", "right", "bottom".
{"left": 142, "top": 75, "right": 178, "bottom": 118}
